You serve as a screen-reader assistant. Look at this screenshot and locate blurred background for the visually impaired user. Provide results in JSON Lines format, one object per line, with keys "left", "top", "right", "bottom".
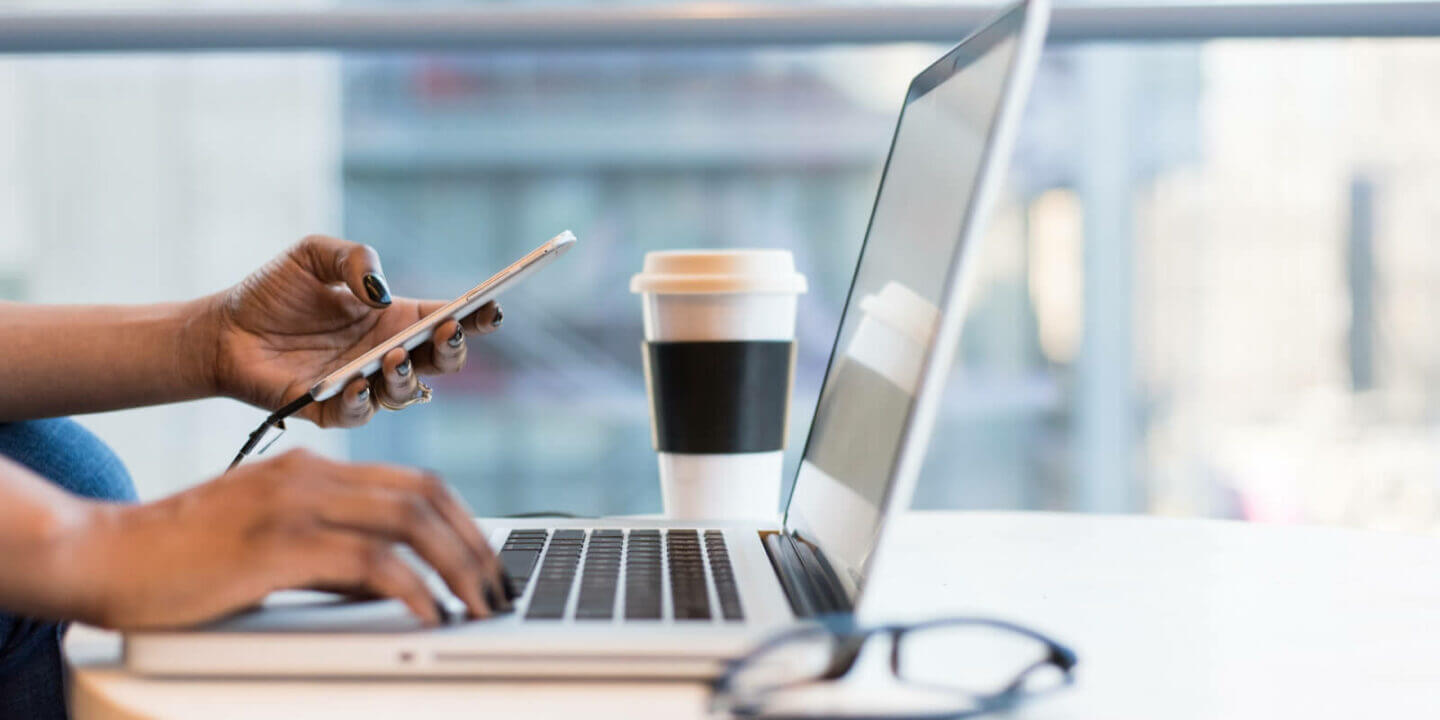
{"left": 2, "top": 0, "right": 1439, "bottom": 534}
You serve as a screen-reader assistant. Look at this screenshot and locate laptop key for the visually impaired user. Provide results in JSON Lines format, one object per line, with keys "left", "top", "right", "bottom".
{"left": 499, "top": 549, "right": 541, "bottom": 586}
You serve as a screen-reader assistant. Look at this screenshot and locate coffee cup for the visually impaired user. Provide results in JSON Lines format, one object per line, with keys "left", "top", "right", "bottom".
{"left": 630, "top": 250, "right": 808, "bottom": 520}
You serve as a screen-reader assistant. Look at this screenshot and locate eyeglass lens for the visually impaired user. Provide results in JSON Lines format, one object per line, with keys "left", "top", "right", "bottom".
{"left": 726, "top": 627, "right": 840, "bottom": 699}
{"left": 895, "top": 623, "right": 1064, "bottom": 695}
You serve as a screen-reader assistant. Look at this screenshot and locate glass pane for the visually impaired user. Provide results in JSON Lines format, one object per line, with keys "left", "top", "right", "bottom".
{"left": 927, "top": 38, "right": 1440, "bottom": 534}
{"left": 3, "top": 22, "right": 1438, "bottom": 534}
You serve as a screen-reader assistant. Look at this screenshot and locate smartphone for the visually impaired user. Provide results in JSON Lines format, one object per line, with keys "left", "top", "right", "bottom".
{"left": 307, "top": 230, "right": 577, "bottom": 402}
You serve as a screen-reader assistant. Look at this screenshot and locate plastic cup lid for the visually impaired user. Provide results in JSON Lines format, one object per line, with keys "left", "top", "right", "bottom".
{"left": 630, "top": 249, "right": 808, "bottom": 295}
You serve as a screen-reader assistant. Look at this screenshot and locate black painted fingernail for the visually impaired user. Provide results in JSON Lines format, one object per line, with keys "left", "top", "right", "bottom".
{"left": 362, "top": 273, "right": 392, "bottom": 307}
{"left": 396, "top": 358, "right": 411, "bottom": 377}
{"left": 482, "top": 581, "right": 502, "bottom": 611}
{"left": 356, "top": 386, "right": 370, "bottom": 403}
{"left": 501, "top": 574, "right": 517, "bottom": 602}
{"left": 492, "top": 307, "right": 503, "bottom": 327}
{"left": 448, "top": 326, "right": 464, "bottom": 348}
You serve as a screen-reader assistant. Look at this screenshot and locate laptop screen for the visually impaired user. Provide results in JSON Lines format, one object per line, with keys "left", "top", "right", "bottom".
{"left": 783, "top": 2, "right": 1036, "bottom": 598}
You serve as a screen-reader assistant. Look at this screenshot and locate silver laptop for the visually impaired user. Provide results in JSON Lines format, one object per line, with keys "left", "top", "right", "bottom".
{"left": 125, "top": 0, "right": 1050, "bottom": 678}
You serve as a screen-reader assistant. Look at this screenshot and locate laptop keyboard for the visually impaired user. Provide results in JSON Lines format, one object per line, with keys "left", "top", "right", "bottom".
{"left": 498, "top": 529, "right": 744, "bottom": 622}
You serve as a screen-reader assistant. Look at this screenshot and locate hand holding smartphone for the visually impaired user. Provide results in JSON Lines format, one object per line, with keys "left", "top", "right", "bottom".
{"left": 227, "top": 230, "right": 578, "bottom": 469}
{"left": 310, "top": 230, "right": 576, "bottom": 401}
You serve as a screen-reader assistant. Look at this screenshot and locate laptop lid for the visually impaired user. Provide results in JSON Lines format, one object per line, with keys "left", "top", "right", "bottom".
{"left": 782, "top": 0, "right": 1050, "bottom": 603}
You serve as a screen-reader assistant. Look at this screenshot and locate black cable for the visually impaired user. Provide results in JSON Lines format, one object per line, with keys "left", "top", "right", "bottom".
{"left": 227, "top": 393, "right": 316, "bottom": 471}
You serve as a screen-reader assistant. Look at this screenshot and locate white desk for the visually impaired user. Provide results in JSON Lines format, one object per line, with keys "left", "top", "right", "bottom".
{"left": 66, "top": 511, "right": 1440, "bottom": 719}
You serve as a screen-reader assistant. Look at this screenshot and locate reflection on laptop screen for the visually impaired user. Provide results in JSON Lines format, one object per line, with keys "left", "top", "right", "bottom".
{"left": 785, "top": 7, "right": 1027, "bottom": 593}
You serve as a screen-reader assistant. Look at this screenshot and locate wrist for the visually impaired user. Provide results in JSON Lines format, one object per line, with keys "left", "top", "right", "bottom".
{"left": 40, "top": 499, "right": 125, "bottom": 627}
{"left": 179, "top": 293, "right": 226, "bottom": 400}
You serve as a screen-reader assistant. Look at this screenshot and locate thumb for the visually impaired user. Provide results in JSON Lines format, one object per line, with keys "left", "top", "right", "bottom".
{"left": 294, "top": 235, "right": 392, "bottom": 309}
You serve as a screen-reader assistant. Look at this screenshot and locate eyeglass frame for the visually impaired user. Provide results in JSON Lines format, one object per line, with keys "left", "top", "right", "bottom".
{"left": 709, "top": 615, "right": 1079, "bottom": 719}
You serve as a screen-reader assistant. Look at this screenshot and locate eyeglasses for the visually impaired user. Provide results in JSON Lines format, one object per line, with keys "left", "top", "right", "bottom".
{"left": 710, "top": 616, "right": 1077, "bottom": 719}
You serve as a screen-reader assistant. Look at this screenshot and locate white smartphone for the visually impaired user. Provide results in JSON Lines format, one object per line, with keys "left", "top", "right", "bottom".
{"left": 308, "top": 230, "right": 577, "bottom": 402}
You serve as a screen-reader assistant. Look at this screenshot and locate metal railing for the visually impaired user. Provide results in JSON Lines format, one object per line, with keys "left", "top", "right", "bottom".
{"left": 2, "top": 2, "right": 1440, "bottom": 53}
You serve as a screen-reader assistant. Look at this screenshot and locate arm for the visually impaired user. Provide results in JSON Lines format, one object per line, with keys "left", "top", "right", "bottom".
{"left": 0, "top": 454, "right": 104, "bottom": 621}
{"left": 0, "top": 450, "right": 512, "bottom": 629}
{"left": 0, "top": 235, "right": 502, "bottom": 425}
{"left": 0, "top": 235, "right": 515, "bottom": 627}
{"left": 0, "top": 300, "right": 218, "bottom": 421}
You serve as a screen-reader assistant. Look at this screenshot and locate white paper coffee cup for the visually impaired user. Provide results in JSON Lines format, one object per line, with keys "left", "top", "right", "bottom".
{"left": 631, "top": 250, "right": 807, "bottom": 521}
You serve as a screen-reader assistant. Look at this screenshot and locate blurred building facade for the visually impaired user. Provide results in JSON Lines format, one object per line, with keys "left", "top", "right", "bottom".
{"left": 0, "top": 4, "right": 1436, "bottom": 533}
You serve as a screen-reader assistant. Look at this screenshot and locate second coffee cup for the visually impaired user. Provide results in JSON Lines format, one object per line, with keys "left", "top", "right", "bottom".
{"left": 630, "top": 250, "right": 808, "bottom": 521}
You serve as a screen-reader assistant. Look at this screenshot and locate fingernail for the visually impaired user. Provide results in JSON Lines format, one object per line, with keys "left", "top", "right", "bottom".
{"left": 356, "top": 386, "right": 370, "bottom": 403}
{"left": 448, "top": 326, "right": 464, "bottom": 348}
{"left": 362, "top": 273, "right": 392, "bottom": 307}
{"left": 482, "top": 581, "right": 502, "bottom": 611}
{"left": 396, "top": 358, "right": 411, "bottom": 377}
{"left": 433, "top": 599, "right": 449, "bottom": 625}
{"left": 492, "top": 307, "right": 503, "bottom": 327}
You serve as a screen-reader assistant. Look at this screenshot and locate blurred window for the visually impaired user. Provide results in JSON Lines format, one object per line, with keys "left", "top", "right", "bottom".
{"left": 1, "top": 13, "right": 1438, "bottom": 534}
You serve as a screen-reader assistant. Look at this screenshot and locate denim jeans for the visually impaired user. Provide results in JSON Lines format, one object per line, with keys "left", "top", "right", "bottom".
{"left": 0, "top": 419, "right": 135, "bottom": 720}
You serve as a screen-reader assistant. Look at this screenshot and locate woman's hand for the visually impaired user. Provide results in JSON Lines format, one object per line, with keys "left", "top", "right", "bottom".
{"left": 204, "top": 235, "right": 503, "bottom": 427}
{"left": 60, "top": 449, "right": 510, "bottom": 630}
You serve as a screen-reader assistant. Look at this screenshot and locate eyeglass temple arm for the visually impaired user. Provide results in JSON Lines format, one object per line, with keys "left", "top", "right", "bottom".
{"left": 819, "top": 634, "right": 869, "bottom": 681}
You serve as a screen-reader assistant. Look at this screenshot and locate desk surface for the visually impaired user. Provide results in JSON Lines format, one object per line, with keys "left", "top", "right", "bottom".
{"left": 67, "top": 511, "right": 1440, "bottom": 719}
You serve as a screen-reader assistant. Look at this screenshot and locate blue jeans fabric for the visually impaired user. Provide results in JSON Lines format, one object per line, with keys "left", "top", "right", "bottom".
{"left": 0, "top": 419, "right": 135, "bottom": 720}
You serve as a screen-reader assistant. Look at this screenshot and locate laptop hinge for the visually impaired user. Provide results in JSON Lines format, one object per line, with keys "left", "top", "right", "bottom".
{"left": 761, "top": 531, "right": 853, "bottom": 618}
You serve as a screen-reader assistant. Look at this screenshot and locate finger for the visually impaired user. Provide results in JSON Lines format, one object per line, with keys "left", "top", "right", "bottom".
{"left": 293, "top": 234, "right": 393, "bottom": 309}
{"left": 413, "top": 300, "right": 503, "bottom": 338}
{"left": 377, "top": 347, "right": 420, "bottom": 407}
{"left": 462, "top": 301, "right": 503, "bottom": 336}
{"left": 302, "top": 584, "right": 382, "bottom": 601}
{"left": 422, "top": 319, "right": 467, "bottom": 376}
{"left": 414, "top": 473, "right": 508, "bottom": 604}
{"left": 317, "top": 377, "right": 375, "bottom": 429}
{"left": 324, "top": 464, "right": 507, "bottom": 614}
{"left": 339, "top": 466, "right": 508, "bottom": 609}
{"left": 314, "top": 482, "right": 492, "bottom": 619}
{"left": 425, "top": 480, "right": 515, "bottom": 604}
{"left": 299, "top": 532, "right": 441, "bottom": 626}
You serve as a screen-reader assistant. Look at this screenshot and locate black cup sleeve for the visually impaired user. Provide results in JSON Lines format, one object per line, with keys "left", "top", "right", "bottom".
{"left": 643, "top": 340, "right": 795, "bottom": 454}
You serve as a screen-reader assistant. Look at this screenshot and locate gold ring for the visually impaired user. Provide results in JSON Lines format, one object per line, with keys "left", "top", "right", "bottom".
{"left": 377, "top": 380, "right": 433, "bottom": 411}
